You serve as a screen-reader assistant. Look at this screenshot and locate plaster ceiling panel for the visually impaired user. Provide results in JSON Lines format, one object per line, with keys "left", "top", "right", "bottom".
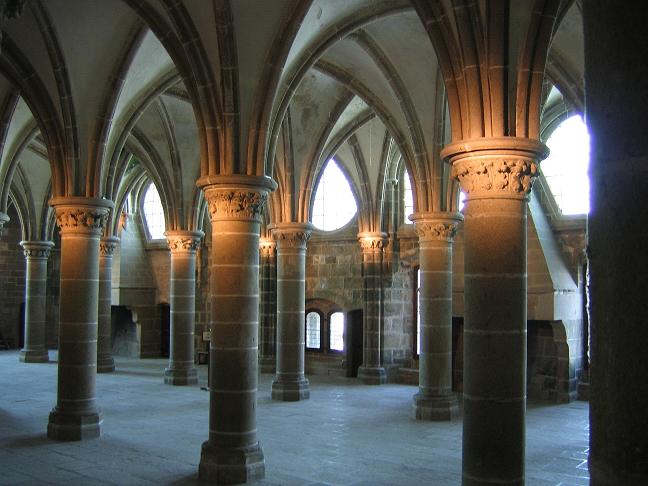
{"left": 332, "top": 142, "right": 360, "bottom": 193}
{"left": 348, "top": 117, "right": 387, "bottom": 200}
{"left": 18, "top": 144, "right": 52, "bottom": 217}
{"left": 2, "top": 9, "right": 61, "bottom": 120}
{"left": 363, "top": 11, "right": 441, "bottom": 163}
{"left": 159, "top": 94, "right": 200, "bottom": 208}
{"left": 44, "top": 0, "right": 141, "bottom": 159}
{"left": 549, "top": 4, "right": 584, "bottom": 86}
{"left": 230, "top": 0, "right": 295, "bottom": 161}
{"left": 133, "top": 102, "right": 172, "bottom": 173}
{"left": 1, "top": 98, "right": 36, "bottom": 170}
{"left": 319, "top": 38, "right": 409, "bottom": 151}
{"left": 325, "top": 96, "right": 370, "bottom": 149}
{"left": 289, "top": 70, "right": 350, "bottom": 186}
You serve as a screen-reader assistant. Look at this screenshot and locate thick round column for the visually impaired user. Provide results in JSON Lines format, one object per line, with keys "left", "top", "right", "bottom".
{"left": 409, "top": 213, "right": 462, "bottom": 421}
{"left": 585, "top": 3, "right": 648, "bottom": 483}
{"left": 270, "top": 222, "right": 312, "bottom": 401}
{"left": 47, "top": 196, "right": 113, "bottom": 441}
{"left": 258, "top": 238, "right": 277, "bottom": 373}
{"left": 19, "top": 240, "right": 54, "bottom": 363}
{"left": 357, "top": 232, "right": 387, "bottom": 385}
{"left": 97, "top": 236, "right": 118, "bottom": 373}
{"left": 442, "top": 138, "right": 547, "bottom": 485}
{"left": 197, "top": 175, "right": 275, "bottom": 484}
{"left": 164, "top": 230, "right": 203, "bottom": 385}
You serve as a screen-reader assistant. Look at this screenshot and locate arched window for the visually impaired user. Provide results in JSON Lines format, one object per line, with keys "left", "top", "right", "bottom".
{"left": 305, "top": 311, "right": 321, "bottom": 350}
{"left": 311, "top": 159, "right": 357, "bottom": 231}
{"left": 458, "top": 191, "right": 466, "bottom": 212}
{"left": 328, "top": 311, "right": 345, "bottom": 352}
{"left": 403, "top": 169, "right": 414, "bottom": 223}
{"left": 142, "top": 183, "right": 166, "bottom": 240}
{"left": 541, "top": 114, "right": 590, "bottom": 215}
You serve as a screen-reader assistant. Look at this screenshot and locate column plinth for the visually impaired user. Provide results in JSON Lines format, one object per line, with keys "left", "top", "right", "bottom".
{"left": 97, "top": 236, "right": 118, "bottom": 373}
{"left": 357, "top": 232, "right": 387, "bottom": 385}
{"left": 197, "top": 174, "right": 275, "bottom": 484}
{"left": 19, "top": 240, "right": 54, "bottom": 363}
{"left": 442, "top": 137, "right": 547, "bottom": 484}
{"left": 164, "top": 230, "right": 203, "bottom": 385}
{"left": 270, "top": 222, "right": 312, "bottom": 401}
{"left": 47, "top": 196, "right": 113, "bottom": 441}
{"left": 258, "top": 238, "right": 276, "bottom": 373}
{"left": 409, "top": 213, "right": 463, "bottom": 421}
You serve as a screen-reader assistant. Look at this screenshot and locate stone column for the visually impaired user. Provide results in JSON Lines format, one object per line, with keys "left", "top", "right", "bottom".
{"left": 19, "top": 240, "right": 54, "bottom": 363}
{"left": 47, "top": 196, "right": 112, "bottom": 441}
{"left": 409, "top": 213, "right": 462, "bottom": 421}
{"left": 357, "top": 232, "right": 387, "bottom": 385}
{"left": 97, "top": 236, "right": 118, "bottom": 373}
{"left": 164, "top": 230, "right": 203, "bottom": 385}
{"left": 258, "top": 238, "right": 276, "bottom": 373}
{"left": 585, "top": 3, "right": 648, "bottom": 483}
{"left": 441, "top": 138, "right": 546, "bottom": 485}
{"left": 270, "top": 222, "right": 312, "bottom": 401}
{"left": 197, "top": 175, "right": 275, "bottom": 484}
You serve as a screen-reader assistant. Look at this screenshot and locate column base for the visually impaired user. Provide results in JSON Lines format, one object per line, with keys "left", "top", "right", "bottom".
{"left": 199, "top": 441, "right": 265, "bottom": 484}
{"left": 271, "top": 378, "right": 310, "bottom": 401}
{"left": 412, "top": 392, "right": 460, "bottom": 421}
{"left": 19, "top": 349, "right": 49, "bottom": 363}
{"left": 47, "top": 407, "right": 102, "bottom": 441}
{"left": 259, "top": 356, "right": 276, "bottom": 374}
{"left": 357, "top": 366, "right": 387, "bottom": 385}
{"left": 97, "top": 354, "right": 115, "bottom": 373}
{"left": 164, "top": 367, "right": 198, "bottom": 386}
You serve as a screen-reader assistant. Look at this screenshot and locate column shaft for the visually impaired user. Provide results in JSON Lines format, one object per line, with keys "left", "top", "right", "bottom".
{"left": 47, "top": 197, "right": 112, "bottom": 441}
{"left": 442, "top": 138, "right": 546, "bottom": 485}
{"left": 410, "top": 214, "right": 462, "bottom": 421}
{"left": 19, "top": 241, "right": 54, "bottom": 363}
{"left": 97, "top": 237, "right": 118, "bottom": 373}
{"left": 357, "top": 232, "right": 387, "bottom": 384}
{"left": 258, "top": 239, "right": 276, "bottom": 373}
{"left": 270, "top": 223, "right": 312, "bottom": 401}
{"left": 164, "top": 230, "right": 202, "bottom": 385}
{"left": 198, "top": 176, "right": 274, "bottom": 484}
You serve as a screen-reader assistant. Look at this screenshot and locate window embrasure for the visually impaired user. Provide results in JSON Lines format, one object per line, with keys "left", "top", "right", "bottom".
{"left": 311, "top": 159, "right": 357, "bottom": 231}
{"left": 142, "top": 183, "right": 166, "bottom": 240}
{"left": 540, "top": 114, "right": 590, "bottom": 216}
{"left": 403, "top": 169, "right": 414, "bottom": 224}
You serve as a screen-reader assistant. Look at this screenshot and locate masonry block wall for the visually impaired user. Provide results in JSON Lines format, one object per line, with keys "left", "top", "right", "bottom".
{"left": 0, "top": 209, "right": 25, "bottom": 348}
{"left": 45, "top": 245, "right": 61, "bottom": 349}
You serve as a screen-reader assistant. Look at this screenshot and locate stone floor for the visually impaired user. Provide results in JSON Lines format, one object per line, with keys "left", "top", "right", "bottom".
{"left": 0, "top": 351, "right": 589, "bottom": 485}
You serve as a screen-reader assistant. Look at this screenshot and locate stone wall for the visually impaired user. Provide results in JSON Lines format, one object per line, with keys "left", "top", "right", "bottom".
{"left": 0, "top": 210, "right": 25, "bottom": 348}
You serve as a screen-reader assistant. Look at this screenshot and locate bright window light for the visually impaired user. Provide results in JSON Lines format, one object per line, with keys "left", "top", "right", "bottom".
{"left": 306, "top": 312, "right": 321, "bottom": 349}
{"left": 541, "top": 115, "right": 590, "bottom": 215}
{"left": 458, "top": 191, "right": 466, "bottom": 212}
{"left": 312, "top": 159, "right": 357, "bottom": 231}
{"left": 143, "top": 183, "right": 166, "bottom": 239}
{"left": 403, "top": 169, "right": 414, "bottom": 223}
{"left": 329, "top": 312, "right": 345, "bottom": 351}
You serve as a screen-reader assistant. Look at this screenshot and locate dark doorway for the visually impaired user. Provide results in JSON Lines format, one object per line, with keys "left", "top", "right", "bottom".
{"left": 347, "top": 309, "right": 363, "bottom": 377}
{"left": 111, "top": 305, "right": 138, "bottom": 357}
{"left": 160, "top": 303, "right": 170, "bottom": 358}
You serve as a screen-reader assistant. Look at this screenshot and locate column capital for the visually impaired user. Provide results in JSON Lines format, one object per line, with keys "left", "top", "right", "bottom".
{"left": 259, "top": 237, "right": 276, "bottom": 255}
{"left": 270, "top": 222, "right": 313, "bottom": 249}
{"left": 441, "top": 137, "right": 548, "bottom": 200}
{"left": 357, "top": 231, "right": 388, "bottom": 251}
{"left": 409, "top": 212, "right": 463, "bottom": 242}
{"left": 20, "top": 240, "right": 55, "bottom": 259}
{"left": 165, "top": 230, "right": 204, "bottom": 253}
{"left": 198, "top": 175, "right": 276, "bottom": 223}
{"left": 99, "top": 236, "right": 120, "bottom": 257}
{"left": 50, "top": 197, "right": 113, "bottom": 235}
{"left": 0, "top": 211, "right": 8, "bottom": 234}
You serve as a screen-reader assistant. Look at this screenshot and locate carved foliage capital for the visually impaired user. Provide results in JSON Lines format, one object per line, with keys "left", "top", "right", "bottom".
{"left": 205, "top": 188, "right": 268, "bottom": 222}
{"left": 259, "top": 238, "right": 276, "bottom": 255}
{"left": 100, "top": 238, "right": 119, "bottom": 257}
{"left": 452, "top": 158, "right": 539, "bottom": 198}
{"left": 167, "top": 235, "right": 202, "bottom": 253}
{"left": 414, "top": 221, "right": 460, "bottom": 242}
{"left": 272, "top": 229, "right": 311, "bottom": 249}
{"left": 358, "top": 233, "right": 388, "bottom": 252}
{"left": 21, "top": 241, "right": 54, "bottom": 260}
{"left": 55, "top": 207, "right": 109, "bottom": 233}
